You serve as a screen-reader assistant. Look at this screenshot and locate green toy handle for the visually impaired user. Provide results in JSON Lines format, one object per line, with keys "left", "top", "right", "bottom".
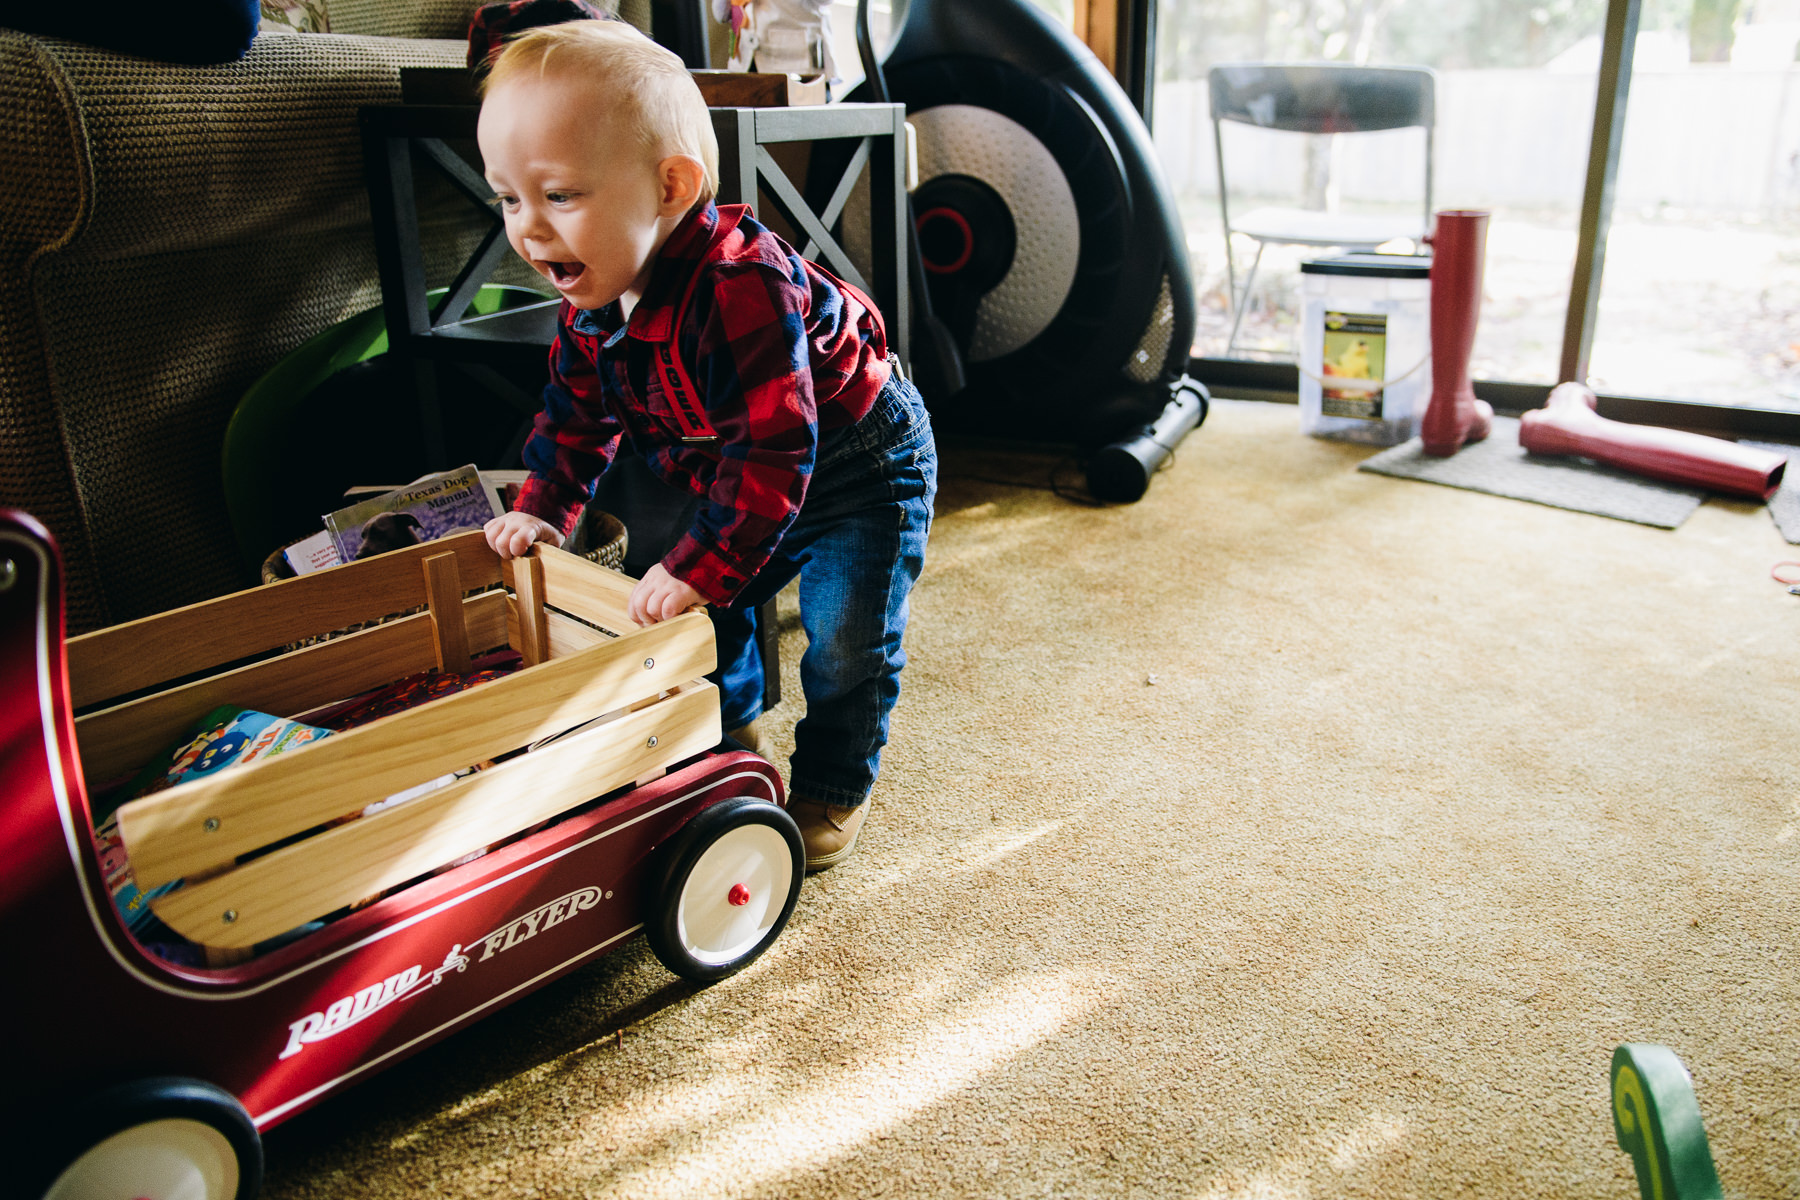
{"left": 1611, "top": 1044, "right": 1723, "bottom": 1200}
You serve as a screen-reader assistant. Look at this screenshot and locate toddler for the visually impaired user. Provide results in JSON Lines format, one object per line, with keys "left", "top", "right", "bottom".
{"left": 477, "top": 20, "right": 935, "bottom": 870}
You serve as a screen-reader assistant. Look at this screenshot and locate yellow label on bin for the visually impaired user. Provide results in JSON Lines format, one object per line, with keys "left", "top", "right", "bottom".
{"left": 1321, "top": 311, "right": 1387, "bottom": 420}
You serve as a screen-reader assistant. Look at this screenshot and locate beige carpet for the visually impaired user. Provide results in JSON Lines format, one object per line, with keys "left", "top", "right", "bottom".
{"left": 264, "top": 399, "right": 1800, "bottom": 1199}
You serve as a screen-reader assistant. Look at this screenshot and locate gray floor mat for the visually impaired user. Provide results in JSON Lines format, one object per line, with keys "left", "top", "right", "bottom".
{"left": 1357, "top": 415, "right": 1706, "bottom": 529}
{"left": 1741, "top": 441, "right": 1800, "bottom": 543}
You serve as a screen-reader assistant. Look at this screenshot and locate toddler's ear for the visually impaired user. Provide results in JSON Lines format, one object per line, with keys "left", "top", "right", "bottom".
{"left": 657, "top": 155, "right": 708, "bottom": 215}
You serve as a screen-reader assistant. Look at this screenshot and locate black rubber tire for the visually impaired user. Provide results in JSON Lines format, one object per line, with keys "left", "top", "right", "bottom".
{"left": 645, "top": 798, "right": 805, "bottom": 983}
{"left": 29, "top": 1076, "right": 263, "bottom": 1200}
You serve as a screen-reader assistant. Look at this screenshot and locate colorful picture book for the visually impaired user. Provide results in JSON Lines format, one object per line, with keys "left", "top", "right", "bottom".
{"left": 92, "top": 651, "right": 533, "bottom": 962}
{"left": 115, "top": 706, "right": 332, "bottom": 806}
{"left": 95, "top": 706, "right": 333, "bottom": 937}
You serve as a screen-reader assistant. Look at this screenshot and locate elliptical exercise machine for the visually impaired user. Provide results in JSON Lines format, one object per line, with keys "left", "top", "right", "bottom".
{"left": 847, "top": 0, "right": 1207, "bottom": 501}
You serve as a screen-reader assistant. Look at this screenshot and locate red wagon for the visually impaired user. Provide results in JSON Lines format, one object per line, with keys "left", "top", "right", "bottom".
{"left": 0, "top": 509, "right": 802, "bottom": 1199}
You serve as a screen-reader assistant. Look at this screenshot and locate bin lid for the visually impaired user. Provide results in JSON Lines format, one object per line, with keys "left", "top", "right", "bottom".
{"left": 1301, "top": 252, "right": 1431, "bottom": 279}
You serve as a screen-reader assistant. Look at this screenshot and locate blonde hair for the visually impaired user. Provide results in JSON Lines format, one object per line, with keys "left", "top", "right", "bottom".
{"left": 484, "top": 21, "right": 719, "bottom": 201}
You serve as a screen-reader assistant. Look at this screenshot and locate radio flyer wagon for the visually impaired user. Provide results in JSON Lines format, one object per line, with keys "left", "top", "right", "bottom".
{"left": 0, "top": 509, "right": 804, "bottom": 1199}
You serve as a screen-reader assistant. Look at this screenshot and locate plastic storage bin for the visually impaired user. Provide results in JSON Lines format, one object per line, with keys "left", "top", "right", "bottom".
{"left": 1298, "top": 254, "right": 1431, "bottom": 445}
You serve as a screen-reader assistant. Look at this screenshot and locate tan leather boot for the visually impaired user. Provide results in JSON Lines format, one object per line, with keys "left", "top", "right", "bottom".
{"left": 789, "top": 798, "right": 870, "bottom": 871}
{"left": 724, "top": 717, "right": 768, "bottom": 757}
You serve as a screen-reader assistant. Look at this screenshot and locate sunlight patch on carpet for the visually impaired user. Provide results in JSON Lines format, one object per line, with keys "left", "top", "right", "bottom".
{"left": 606, "top": 970, "right": 1110, "bottom": 1193}
{"left": 1189, "top": 1109, "right": 1410, "bottom": 1199}
{"left": 948, "top": 819, "right": 1069, "bottom": 873}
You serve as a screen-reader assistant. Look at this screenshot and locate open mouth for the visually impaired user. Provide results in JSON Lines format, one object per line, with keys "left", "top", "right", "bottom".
{"left": 539, "top": 260, "right": 587, "bottom": 289}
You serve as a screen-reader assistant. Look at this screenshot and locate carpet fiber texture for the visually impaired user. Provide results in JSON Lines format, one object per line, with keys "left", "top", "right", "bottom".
{"left": 262, "top": 399, "right": 1800, "bottom": 1199}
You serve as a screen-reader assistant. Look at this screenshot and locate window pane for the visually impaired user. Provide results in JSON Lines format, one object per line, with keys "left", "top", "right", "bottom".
{"left": 1587, "top": 4, "right": 1800, "bottom": 411}
{"left": 826, "top": 0, "right": 893, "bottom": 94}
{"left": 1024, "top": 0, "right": 1076, "bottom": 29}
{"left": 828, "top": 0, "right": 1070, "bottom": 96}
{"left": 1154, "top": 0, "right": 1607, "bottom": 382}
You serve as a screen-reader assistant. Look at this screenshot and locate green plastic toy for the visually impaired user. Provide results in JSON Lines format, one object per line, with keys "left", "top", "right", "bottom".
{"left": 1611, "top": 1043, "right": 1723, "bottom": 1200}
{"left": 221, "top": 284, "right": 547, "bottom": 576}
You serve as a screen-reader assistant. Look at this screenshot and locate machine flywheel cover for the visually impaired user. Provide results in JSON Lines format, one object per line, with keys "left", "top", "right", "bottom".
{"left": 907, "top": 104, "right": 1080, "bottom": 362}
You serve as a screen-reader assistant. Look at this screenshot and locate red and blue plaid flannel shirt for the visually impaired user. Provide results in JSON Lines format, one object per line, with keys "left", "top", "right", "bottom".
{"left": 512, "top": 202, "right": 891, "bottom": 605}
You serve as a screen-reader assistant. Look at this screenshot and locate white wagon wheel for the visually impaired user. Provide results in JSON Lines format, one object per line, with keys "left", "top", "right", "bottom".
{"left": 646, "top": 799, "right": 804, "bottom": 982}
{"left": 36, "top": 1077, "right": 261, "bottom": 1200}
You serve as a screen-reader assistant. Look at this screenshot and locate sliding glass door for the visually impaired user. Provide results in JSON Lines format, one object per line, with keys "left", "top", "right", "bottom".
{"left": 1148, "top": 0, "right": 1800, "bottom": 427}
{"left": 1154, "top": 1, "right": 1606, "bottom": 382}
{"left": 1586, "top": 3, "right": 1800, "bottom": 412}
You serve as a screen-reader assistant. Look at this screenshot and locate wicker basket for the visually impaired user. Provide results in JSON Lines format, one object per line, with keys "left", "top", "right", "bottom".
{"left": 261, "top": 508, "right": 629, "bottom": 648}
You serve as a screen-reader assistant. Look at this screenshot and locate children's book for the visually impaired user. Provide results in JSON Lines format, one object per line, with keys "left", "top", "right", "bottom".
{"left": 284, "top": 529, "right": 343, "bottom": 576}
{"left": 95, "top": 706, "right": 333, "bottom": 937}
{"left": 340, "top": 470, "right": 527, "bottom": 512}
{"left": 111, "top": 706, "right": 333, "bottom": 812}
{"left": 321, "top": 464, "right": 504, "bottom": 563}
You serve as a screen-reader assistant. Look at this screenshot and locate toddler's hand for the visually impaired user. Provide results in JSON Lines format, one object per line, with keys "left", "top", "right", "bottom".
{"left": 485, "top": 512, "right": 564, "bottom": 560}
{"left": 629, "top": 564, "right": 706, "bottom": 625}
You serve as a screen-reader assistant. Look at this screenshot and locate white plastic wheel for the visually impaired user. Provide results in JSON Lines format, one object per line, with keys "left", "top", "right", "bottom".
{"left": 45, "top": 1117, "right": 241, "bottom": 1200}
{"left": 674, "top": 822, "right": 794, "bottom": 966}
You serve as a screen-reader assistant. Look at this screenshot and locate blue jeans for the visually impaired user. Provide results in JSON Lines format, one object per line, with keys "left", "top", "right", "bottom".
{"left": 712, "top": 370, "right": 937, "bottom": 808}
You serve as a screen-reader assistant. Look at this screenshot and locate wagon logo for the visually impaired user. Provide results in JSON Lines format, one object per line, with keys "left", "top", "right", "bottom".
{"left": 278, "top": 886, "right": 604, "bottom": 1060}
{"left": 278, "top": 950, "right": 463, "bottom": 1059}
{"left": 474, "top": 886, "right": 604, "bottom": 962}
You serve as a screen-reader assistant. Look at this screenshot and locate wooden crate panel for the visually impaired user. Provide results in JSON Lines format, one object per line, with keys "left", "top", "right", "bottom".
{"left": 68, "top": 531, "right": 503, "bottom": 709}
{"left": 116, "top": 611, "right": 716, "bottom": 887}
{"left": 536, "top": 548, "right": 640, "bottom": 635}
{"left": 75, "top": 591, "right": 510, "bottom": 786}
{"left": 422, "top": 551, "right": 474, "bottom": 673}
{"left": 508, "top": 554, "right": 551, "bottom": 666}
{"left": 152, "top": 683, "right": 723, "bottom": 948}
{"left": 509, "top": 606, "right": 615, "bottom": 659}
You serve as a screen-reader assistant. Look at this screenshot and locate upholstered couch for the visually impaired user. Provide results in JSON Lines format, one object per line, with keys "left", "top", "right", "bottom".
{"left": 1, "top": 1, "right": 543, "bottom": 632}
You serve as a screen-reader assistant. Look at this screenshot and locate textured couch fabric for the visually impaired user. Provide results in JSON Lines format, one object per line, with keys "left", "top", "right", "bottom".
{"left": 330, "top": 0, "right": 484, "bottom": 39}
{"left": 0, "top": 3, "right": 526, "bottom": 632}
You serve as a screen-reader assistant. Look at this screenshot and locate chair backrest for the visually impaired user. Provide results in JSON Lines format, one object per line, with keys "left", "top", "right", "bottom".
{"left": 1208, "top": 63, "right": 1434, "bottom": 135}
{"left": 1206, "top": 61, "right": 1437, "bottom": 353}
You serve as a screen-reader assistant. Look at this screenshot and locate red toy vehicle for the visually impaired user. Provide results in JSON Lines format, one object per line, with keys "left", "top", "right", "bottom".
{"left": 0, "top": 510, "right": 802, "bottom": 1199}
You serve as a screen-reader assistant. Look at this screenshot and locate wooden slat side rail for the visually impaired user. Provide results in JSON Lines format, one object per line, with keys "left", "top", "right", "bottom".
{"left": 423, "top": 552, "right": 472, "bottom": 673}
{"left": 508, "top": 553, "right": 550, "bottom": 666}
{"left": 546, "top": 610, "right": 612, "bottom": 657}
{"left": 68, "top": 531, "right": 503, "bottom": 709}
{"left": 117, "top": 611, "right": 716, "bottom": 886}
{"left": 536, "top": 547, "right": 639, "bottom": 635}
{"left": 509, "top": 606, "right": 615, "bottom": 660}
{"left": 152, "top": 682, "right": 722, "bottom": 948}
{"left": 74, "top": 591, "right": 510, "bottom": 786}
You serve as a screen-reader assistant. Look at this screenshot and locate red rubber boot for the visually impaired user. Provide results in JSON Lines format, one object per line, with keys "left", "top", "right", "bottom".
{"left": 1420, "top": 210, "right": 1494, "bottom": 456}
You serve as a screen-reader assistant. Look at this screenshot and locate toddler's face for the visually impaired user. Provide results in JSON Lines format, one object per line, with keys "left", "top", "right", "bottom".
{"left": 478, "top": 75, "right": 669, "bottom": 312}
